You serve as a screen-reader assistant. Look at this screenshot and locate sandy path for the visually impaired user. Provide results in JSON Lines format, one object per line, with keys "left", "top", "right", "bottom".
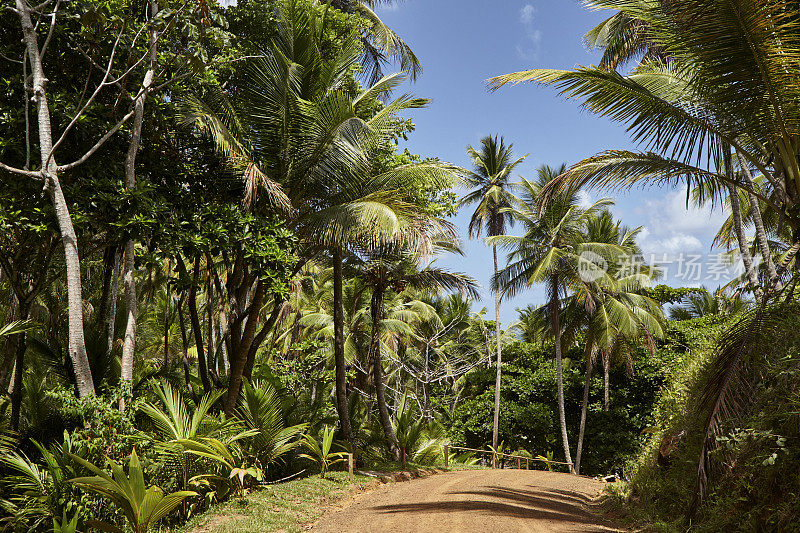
{"left": 312, "top": 469, "right": 623, "bottom": 533}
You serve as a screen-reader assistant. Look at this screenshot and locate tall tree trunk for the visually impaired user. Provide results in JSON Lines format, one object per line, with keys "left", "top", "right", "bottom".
{"left": 492, "top": 245, "right": 502, "bottom": 450}
{"left": 208, "top": 294, "right": 218, "bottom": 380}
{"left": 727, "top": 183, "right": 761, "bottom": 296}
{"left": 180, "top": 255, "right": 212, "bottom": 393}
{"left": 177, "top": 293, "right": 194, "bottom": 393}
{"left": 243, "top": 295, "right": 283, "bottom": 380}
{"left": 119, "top": 239, "right": 137, "bottom": 410}
{"left": 9, "top": 302, "right": 31, "bottom": 430}
{"left": 332, "top": 247, "right": 354, "bottom": 447}
{"left": 369, "top": 285, "right": 400, "bottom": 460}
{"left": 603, "top": 351, "right": 610, "bottom": 412}
{"left": 17, "top": 0, "right": 94, "bottom": 397}
{"left": 0, "top": 296, "right": 19, "bottom": 391}
{"left": 120, "top": 1, "right": 158, "bottom": 410}
{"left": 423, "top": 343, "right": 430, "bottom": 421}
{"left": 163, "top": 259, "right": 172, "bottom": 366}
{"left": 225, "top": 280, "right": 265, "bottom": 416}
{"left": 220, "top": 318, "right": 229, "bottom": 374}
{"left": 107, "top": 249, "right": 121, "bottom": 356}
{"left": 96, "top": 247, "right": 115, "bottom": 327}
{"left": 574, "top": 345, "right": 596, "bottom": 475}
{"left": 737, "top": 154, "right": 779, "bottom": 284}
{"left": 550, "top": 274, "right": 573, "bottom": 472}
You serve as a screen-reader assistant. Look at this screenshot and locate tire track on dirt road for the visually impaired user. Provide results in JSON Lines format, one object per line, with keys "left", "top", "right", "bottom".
{"left": 311, "top": 469, "right": 623, "bottom": 532}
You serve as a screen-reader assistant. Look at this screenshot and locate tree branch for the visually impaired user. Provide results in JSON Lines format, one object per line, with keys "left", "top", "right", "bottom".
{"left": 39, "top": 0, "right": 61, "bottom": 58}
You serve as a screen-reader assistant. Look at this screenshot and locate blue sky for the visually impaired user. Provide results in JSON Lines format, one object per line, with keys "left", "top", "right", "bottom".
{"left": 376, "top": 1, "right": 730, "bottom": 324}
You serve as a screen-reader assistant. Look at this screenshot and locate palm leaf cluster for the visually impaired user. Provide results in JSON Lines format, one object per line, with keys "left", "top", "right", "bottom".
{"left": 490, "top": 164, "right": 664, "bottom": 474}
{"left": 492, "top": 0, "right": 800, "bottom": 509}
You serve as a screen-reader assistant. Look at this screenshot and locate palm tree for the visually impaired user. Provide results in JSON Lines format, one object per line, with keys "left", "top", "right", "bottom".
{"left": 559, "top": 211, "right": 664, "bottom": 474}
{"left": 356, "top": 242, "right": 478, "bottom": 459}
{"left": 491, "top": 164, "right": 612, "bottom": 472}
{"left": 490, "top": 0, "right": 799, "bottom": 291}
{"left": 668, "top": 287, "right": 751, "bottom": 320}
{"left": 182, "top": 0, "right": 456, "bottom": 428}
{"left": 459, "top": 135, "right": 526, "bottom": 451}
{"left": 327, "top": 0, "right": 421, "bottom": 84}
{"left": 490, "top": 0, "right": 800, "bottom": 505}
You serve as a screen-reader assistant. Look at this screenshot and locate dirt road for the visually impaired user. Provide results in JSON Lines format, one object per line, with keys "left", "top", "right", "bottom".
{"left": 312, "top": 469, "right": 622, "bottom": 532}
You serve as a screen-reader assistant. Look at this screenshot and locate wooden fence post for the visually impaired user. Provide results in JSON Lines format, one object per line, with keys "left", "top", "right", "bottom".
{"left": 526, "top": 458, "right": 530, "bottom": 470}
{"left": 444, "top": 445, "right": 449, "bottom": 469}
{"left": 348, "top": 453, "right": 354, "bottom": 482}
{"left": 517, "top": 457, "right": 521, "bottom": 469}
{"left": 492, "top": 452, "right": 497, "bottom": 469}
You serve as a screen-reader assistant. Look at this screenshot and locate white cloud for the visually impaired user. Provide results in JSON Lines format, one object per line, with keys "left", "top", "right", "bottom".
{"left": 635, "top": 186, "right": 726, "bottom": 257}
{"left": 644, "top": 187, "right": 726, "bottom": 234}
{"left": 640, "top": 232, "right": 703, "bottom": 255}
{"left": 576, "top": 189, "right": 593, "bottom": 209}
{"left": 520, "top": 4, "right": 536, "bottom": 23}
{"left": 517, "top": 3, "right": 542, "bottom": 61}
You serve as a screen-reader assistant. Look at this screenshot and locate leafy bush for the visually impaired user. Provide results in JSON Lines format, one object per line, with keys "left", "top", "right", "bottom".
{"left": 446, "top": 339, "right": 678, "bottom": 475}
{"left": 299, "top": 426, "right": 348, "bottom": 479}
{"left": 70, "top": 449, "right": 196, "bottom": 533}
{"left": 622, "top": 309, "right": 800, "bottom": 532}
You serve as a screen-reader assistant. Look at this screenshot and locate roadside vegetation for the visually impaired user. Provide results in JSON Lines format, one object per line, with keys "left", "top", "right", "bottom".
{"left": 493, "top": 0, "right": 800, "bottom": 530}
{"left": 1, "top": 0, "right": 798, "bottom": 532}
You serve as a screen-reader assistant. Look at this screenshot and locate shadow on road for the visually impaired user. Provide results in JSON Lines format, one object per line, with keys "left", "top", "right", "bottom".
{"left": 369, "top": 484, "right": 613, "bottom": 531}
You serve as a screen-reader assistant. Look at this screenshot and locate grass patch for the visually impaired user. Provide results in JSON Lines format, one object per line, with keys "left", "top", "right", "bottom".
{"left": 178, "top": 462, "right": 481, "bottom": 533}
{"left": 179, "top": 471, "right": 373, "bottom": 533}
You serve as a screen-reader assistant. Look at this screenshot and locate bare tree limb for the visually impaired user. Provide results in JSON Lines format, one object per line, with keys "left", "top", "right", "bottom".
{"left": 0, "top": 161, "right": 43, "bottom": 179}
{"left": 39, "top": 0, "right": 61, "bottom": 58}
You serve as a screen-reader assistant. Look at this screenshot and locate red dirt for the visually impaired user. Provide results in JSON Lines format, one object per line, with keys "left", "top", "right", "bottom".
{"left": 311, "top": 469, "right": 623, "bottom": 532}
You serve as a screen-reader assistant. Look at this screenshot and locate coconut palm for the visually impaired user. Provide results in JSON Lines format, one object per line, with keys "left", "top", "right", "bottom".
{"left": 583, "top": 0, "right": 664, "bottom": 71}
{"left": 490, "top": 0, "right": 800, "bottom": 504}
{"left": 458, "top": 135, "right": 526, "bottom": 451}
{"left": 356, "top": 241, "right": 478, "bottom": 459}
{"left": 559, "top": 211, "right": 664, "bottom": 474}
{"left": 182, "top": 0, "right": 456, "bottom": 430}
{"left": 668, "top": 287, "right": 751, "bottom": 321}
{"left": 490, "top": 164, "right": 613, "bottom": 472}
{"left": 327, "top": 0, "right": 421, "bottom": 84}
{"left": 490, "top": 0, "right": 799, "bottom": 290}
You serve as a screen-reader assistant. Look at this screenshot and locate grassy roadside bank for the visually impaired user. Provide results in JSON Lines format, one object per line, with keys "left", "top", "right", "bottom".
{"left": 179, "top": 465, "right": 477, "bottom": 533}
{"left": 179, "top": 471, "right": 373, "bottom": 533}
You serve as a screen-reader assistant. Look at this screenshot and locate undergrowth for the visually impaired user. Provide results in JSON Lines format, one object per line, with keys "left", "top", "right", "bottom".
{"left": 616, "top": 310, "right": 800, "bottom": 532}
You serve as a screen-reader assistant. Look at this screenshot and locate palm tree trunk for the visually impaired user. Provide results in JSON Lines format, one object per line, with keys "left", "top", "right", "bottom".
{"left": 163, "top": 259, "right": 172, "bottom": 367}
{"left": 369, "top": 285, "right": 401, "bottom": 460}
{"left": 574, "top": 345, "right": 595, "bottom": 475}
{"left": 550, "top": 274, "right": 573, "bottom": 472}
{"left": 17, "top": 1, "right": 94, "bottom": 397}
{"left": 492, "top": 245, "right": 502, "bottom": 450}
{"left": 603, "top": 351, "right": 610, "bottom": 412}
{"left": 119, "top": 239, "right": 138, "bottom": 410}
{"left": 423, "top": 343, "right": 430, "bottom": 421}
{"left": 727, "top": 184, "right": 761, "bottom": 296}
{"left": 737, "top": 153, "right": 778, "bottom": 283}
{"left": 332, "top": 247, "right": 354, "bottom": 447}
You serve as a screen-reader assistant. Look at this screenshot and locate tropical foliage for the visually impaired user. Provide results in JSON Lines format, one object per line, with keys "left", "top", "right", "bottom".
{"left": 3, "top": 0, "right": 796, "bottom": 530}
